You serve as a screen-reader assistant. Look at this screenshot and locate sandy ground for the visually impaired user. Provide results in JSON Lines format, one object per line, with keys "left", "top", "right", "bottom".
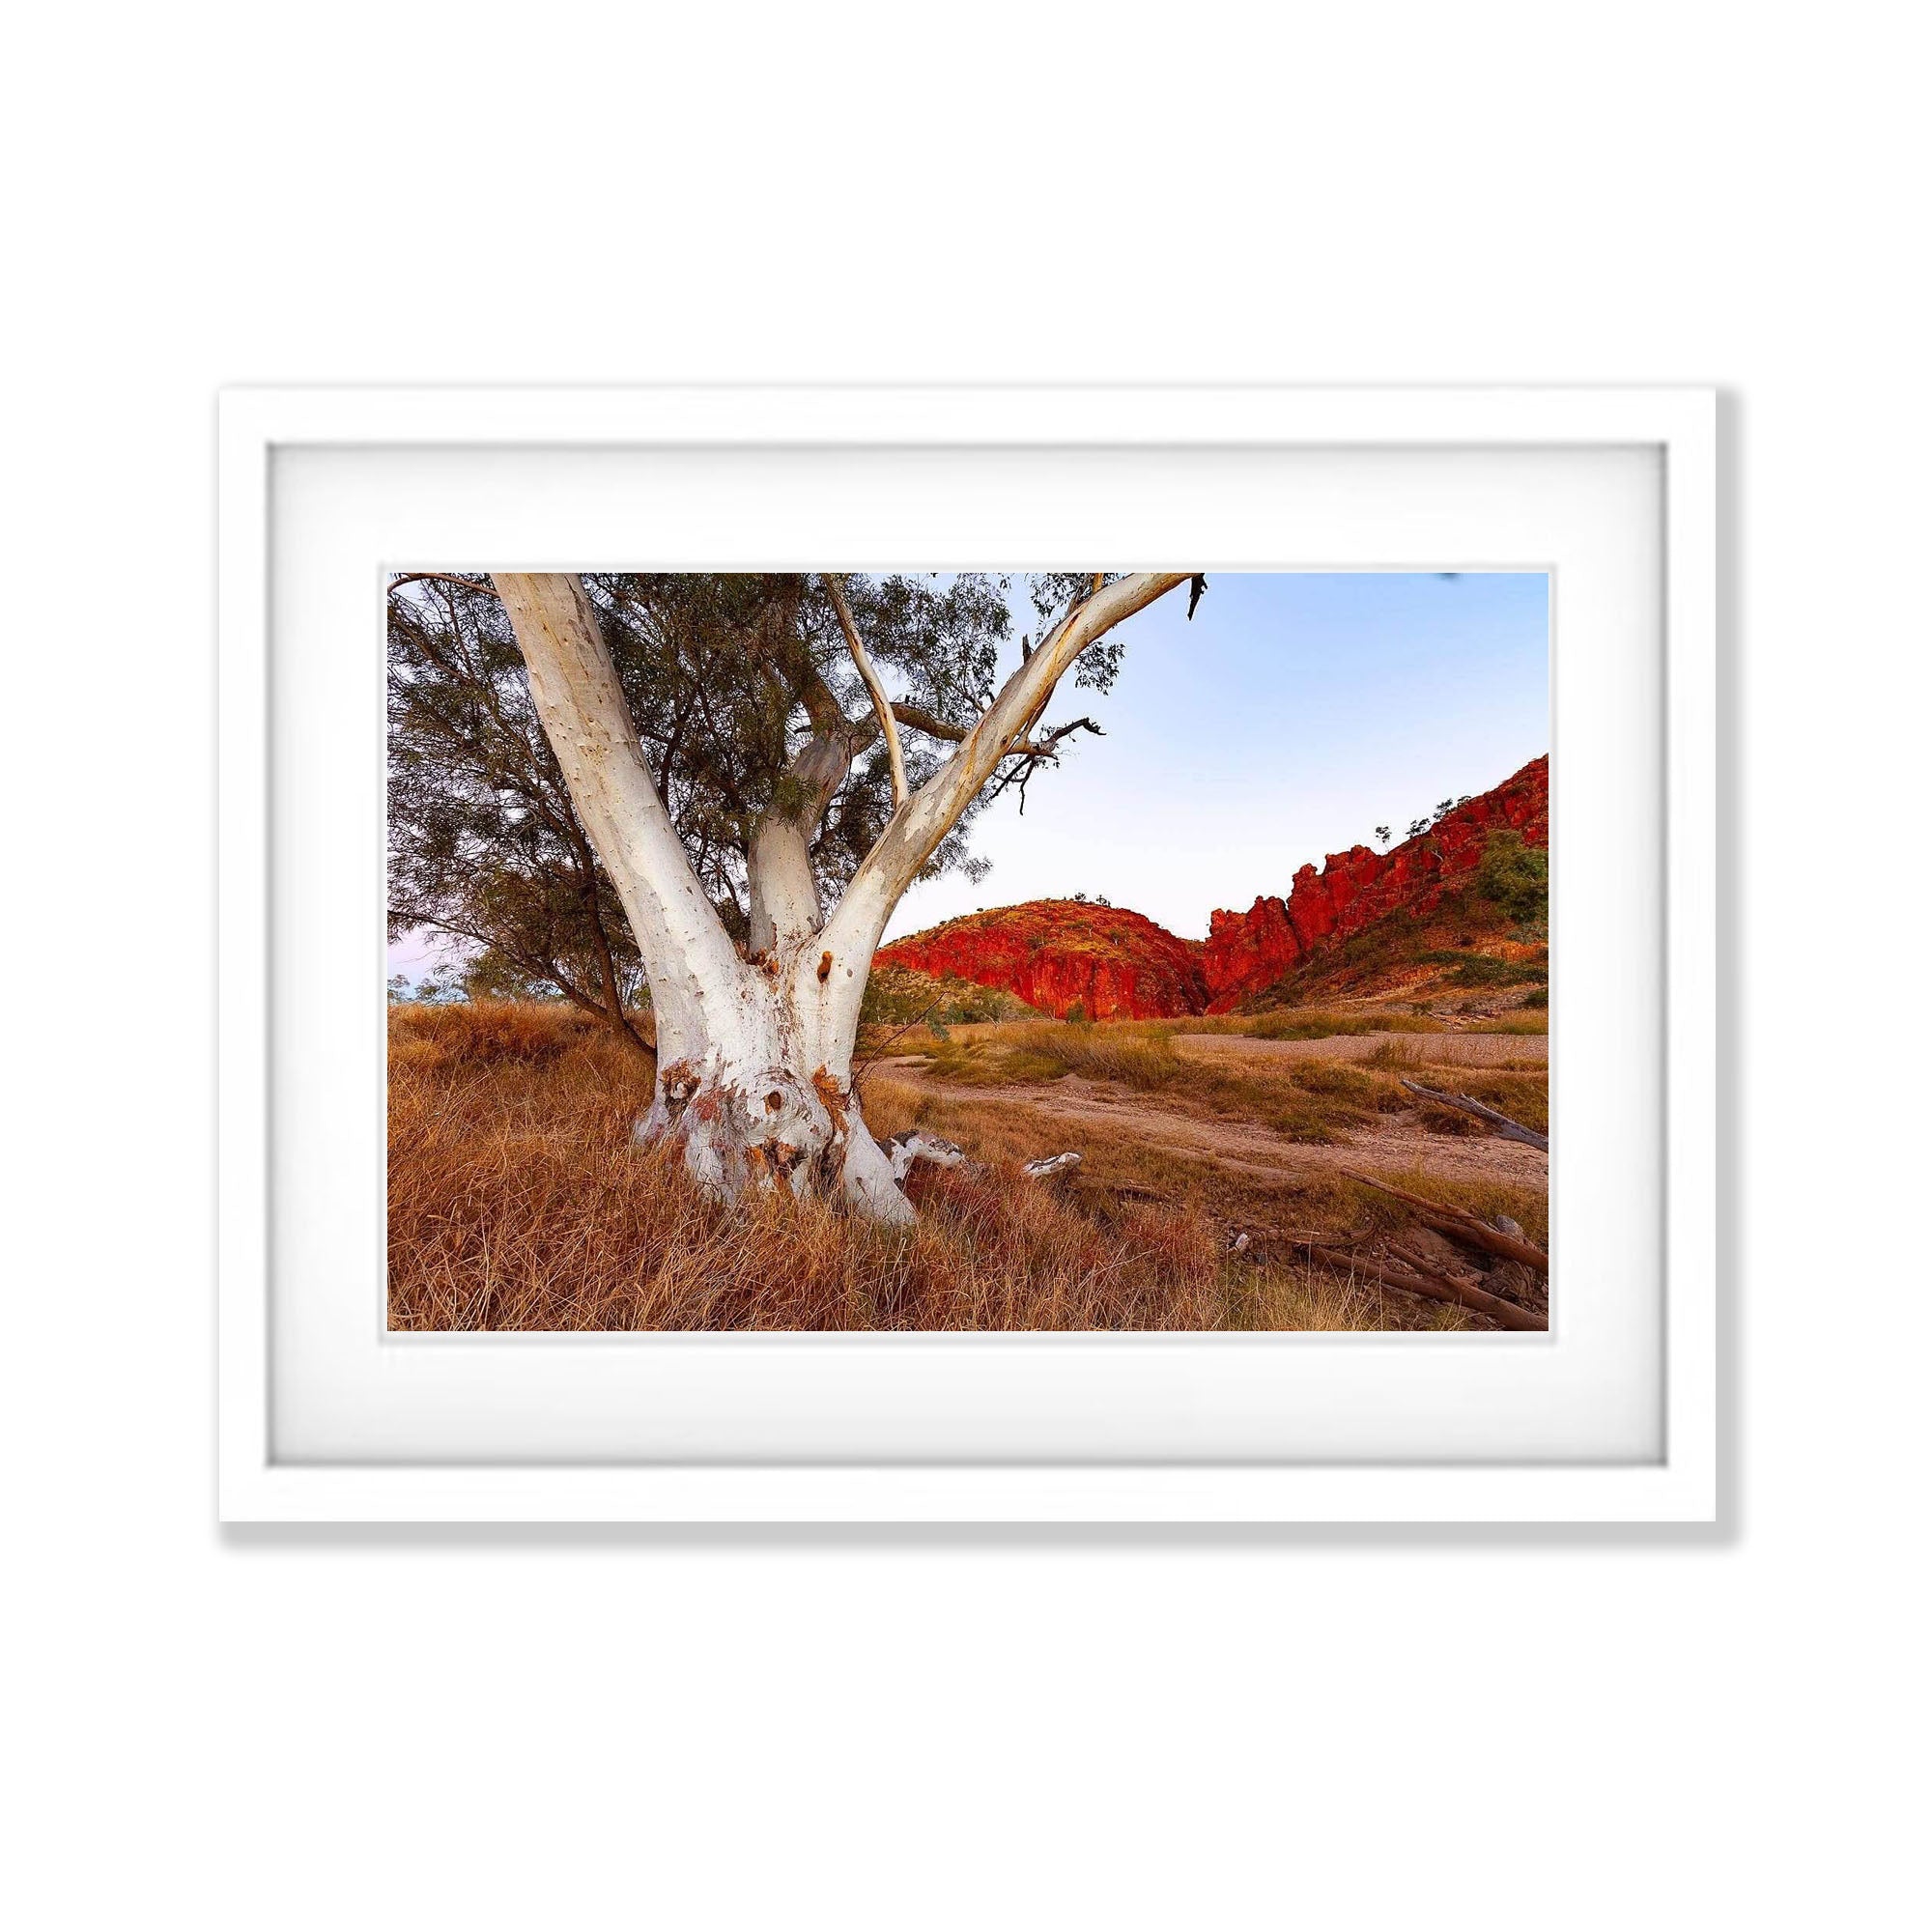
{"left": 879, "top": 1061, "right": 1549, "bottom": 1191}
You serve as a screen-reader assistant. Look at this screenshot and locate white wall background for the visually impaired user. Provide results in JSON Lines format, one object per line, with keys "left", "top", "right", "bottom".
{"left": 5, "top": 5, "right": 1923, "bottom": 1927}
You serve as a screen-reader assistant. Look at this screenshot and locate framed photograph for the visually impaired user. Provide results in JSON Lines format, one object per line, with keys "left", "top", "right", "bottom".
{"left": 218, "top": 385, "right": 1716, "bottom": 1521}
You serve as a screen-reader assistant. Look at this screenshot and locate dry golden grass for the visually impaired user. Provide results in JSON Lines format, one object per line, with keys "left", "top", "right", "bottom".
{"left": 387, "top": 1002, "right": 1428, "bottom": 1331}
{"left": 1182, "top": 1009, "right": 1546, "bottom": 1039}
{"left": 893, "top": 1018, "right": 1549, "bottom": 1151}
{"left": 867, "top": 1071, "right": 1548, "bottom": 1255}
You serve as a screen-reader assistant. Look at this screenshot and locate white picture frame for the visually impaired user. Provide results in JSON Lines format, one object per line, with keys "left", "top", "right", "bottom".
{"left": 218, "top": 384, "right": 1716, "bottom": 1523}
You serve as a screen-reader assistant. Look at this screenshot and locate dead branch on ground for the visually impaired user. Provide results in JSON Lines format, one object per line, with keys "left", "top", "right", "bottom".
{"left": 1340, "top": 1169, "right": 1550, "bottom": 1272}
{"left": 1291, "top": 1228, "right": 1548, "bottom": 1331}
{"left": 1400, "top": 1079, "right": 1549, "bottom": 1151}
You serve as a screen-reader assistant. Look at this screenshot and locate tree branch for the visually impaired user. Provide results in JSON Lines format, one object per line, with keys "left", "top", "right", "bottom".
{"left": 1399, "top": 1080, "right": 1549, "bottom": 1152}
{"left": 387, "top": 572, "right": 501, "bottom": 600}
{"left": 823, "top": 574, "right": 906, "bottom": 810}
{"left": 819, "top": 572, "right": 1193, "bottom": 968}
{"left": 1295, "top": 1236, "right": 1547, "bottom": 1331}
{"left": 1339, "top": 1169, "right": 1551, "bottom": 1272}
{"left": 890, "top": 701, "right": 967, "bottom": 743}
{"left": 387, "top": 905, "right": 620, "bottom": 1033}
{"left": 892, "top": 701, "right": 1100, "bottom": 764}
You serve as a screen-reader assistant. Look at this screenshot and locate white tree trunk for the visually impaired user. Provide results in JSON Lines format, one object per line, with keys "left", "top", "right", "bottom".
{"left": 492, "top": 573, "right": 915, "bottom": 1223}
{"left": 490, "top": 569, "right": 1192, "bottom": 1225}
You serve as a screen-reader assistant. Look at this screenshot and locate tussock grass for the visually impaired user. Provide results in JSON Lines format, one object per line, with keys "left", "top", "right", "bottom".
{"left": 1363, "top": 1039, "right": 1422, "bottom": 1069}
{"left": 1239, "top": 1009, "right": 1440, "bottom": 1039}
{"left": 1342, "top": 1166, "right": 1548, "bottom": 1253}
{"left": 901, "top": 1016, "right": 1551, "bottom": 1151}
{"left": 904, "top": 1024, "right": 1361, "bottom": 1143}
{"left": 1440, "top": 1071, "right": 1548, "bottom": 1136}
{"left": 388, "top": 1003, "right": 1411, "bottom": 1331}
{"left": 870, "top": 1076, "right": 1543, "bottom": 1322}
{"left": 1172, "top": 1007, "right": 1548, "bottom": 1039}
{"left": 390, "top": 997, "right": 610, "bottom": 1068}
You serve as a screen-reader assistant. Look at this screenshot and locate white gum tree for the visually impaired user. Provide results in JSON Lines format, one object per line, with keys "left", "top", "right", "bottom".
{"left": 487, "top": 569, "right": 1197, "bottom": 1222}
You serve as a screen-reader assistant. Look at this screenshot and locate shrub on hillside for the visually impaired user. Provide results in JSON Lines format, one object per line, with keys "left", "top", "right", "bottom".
{"left": 1473, "top": 830, "right": 1549, "bottom": 925}
{"left": 860, "top": 964, "right": 1037, "bottom": 1027}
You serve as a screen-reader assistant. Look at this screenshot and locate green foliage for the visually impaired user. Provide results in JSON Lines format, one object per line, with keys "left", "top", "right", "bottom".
{"left": 388, "top": 572, "right": 1120, "bottom": 1013}
{"left": 1417, "top": 949, "right": 1548, "bottom": 987}
{"left": 859, "top": 964, "right": 1037, "bottom": 1027}
{"left": 397, "top": 968, "right": 465, "bottom": 1005}
{"left": 1473, "top": 830, "right": 1549, "bottom": 924}
{"left": 461, "top": 949, "right": 613, "bottom": 1005}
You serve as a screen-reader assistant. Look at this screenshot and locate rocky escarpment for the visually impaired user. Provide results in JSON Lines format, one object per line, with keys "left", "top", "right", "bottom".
{"left": 873, "top": 756, "right": 1548, "bottom": 1019}
{"left": 1201, "top": 755, "right": 1548, "bottom": 1010}
{"left": 876, "top": 901, "right": 1208, "bottom": 1021}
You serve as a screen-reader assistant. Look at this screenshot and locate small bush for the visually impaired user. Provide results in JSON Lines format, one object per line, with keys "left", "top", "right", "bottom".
{"left": 1364, "top": 1040, "right": 1422, "bottom": 1068}
{"left": 389, "top": 998, "right": 603, "bottom": 1066}
{"left": 860, "top": 964, "right": 1036, "bottom": 1027}
{"left": 1289, "top": 1062, "right": 1378, "bottom": 1104}
{"left": 1473, "top": 830, "right": 1549, "bottom": 923}
{"left": 1022, "top": 1027, "right": 1181, "bottom": 1090}
{"left": 1447, "top": 954, "right": 1547, "bottom": 988}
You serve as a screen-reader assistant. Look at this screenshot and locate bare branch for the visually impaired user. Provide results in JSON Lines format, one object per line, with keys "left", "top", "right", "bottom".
{"left": 387, "top": 572, "right": 501, "bottom": 601}
{"left": 1296, "top": 1236, "right": 1548, "bottom": 1331}
{"left": 1339, "top": 1169, "right": 1551, "bottom": 1272}
{"left": 1399, "top": 1079, "right": 1549, "bottom": 1152}
{"left": 820, "top": 572, "right": 1193, "bottom": 967}
{"left": 891, "top": 701, "right": 970, "bottom": 743}
{"left": 893, "top": 701, "right": 1100, "bottom": 763}
{"left": 1026, "top": 715, "right": 1104, "bottom": 757}
{"left": 823, "top": 574, "right": 907, "bottom": 810}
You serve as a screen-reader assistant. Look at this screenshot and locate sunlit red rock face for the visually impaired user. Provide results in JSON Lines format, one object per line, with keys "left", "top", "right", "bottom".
{"left": 875, "top": 756, "right": 1548, "bottom": 1020}
{"left": 1200, "top": 755, "right": 1548, "bottom": 1010}
{"left": 876, "top": 901, "right": 1208, "bottom": 1021}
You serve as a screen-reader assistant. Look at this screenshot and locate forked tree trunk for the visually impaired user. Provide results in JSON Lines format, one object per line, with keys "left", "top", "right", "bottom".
{"left": 493, "top": 574, "right": 913, "bottom": 1220}
{"left": 492, "top": 569, "right": 1191, "bottom": 1222}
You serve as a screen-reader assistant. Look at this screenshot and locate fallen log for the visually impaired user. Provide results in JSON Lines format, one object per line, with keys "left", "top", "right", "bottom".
{"left": 1401, "top": 1079, "right": 1548, "bottom": 1152}
{"left": 885, "top": 1133, "right": 1084, "bottom": 1185}
{"left": 1293, "top": 1237, "right": 1548, "bottom": 1331}
{"left": 1021, "top": 1151, "right": 1082, "bottom": 1179}
{"left": 1483, "top": 1215, "right": 1544, "bottom": 1308}
{"left": 885, "top": 1130, "right": 968, "bottom": 1182}
{"left": 1386, "top": 1236, "right": 1489, "bottom": 1294}
{"left": 1339, "top": 1169, "right": 1551, "bottom": 1273}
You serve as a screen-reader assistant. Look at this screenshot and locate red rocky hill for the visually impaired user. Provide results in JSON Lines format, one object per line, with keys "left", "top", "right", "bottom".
{"left": 874, "top": 755, "right": 1548, "bottom": 1020}
{"left": 1201, "top": 754, "right": 1548, "bottom": 1011}
{"left": 876, "top": 900, "right": 1208, "bottom": 1022}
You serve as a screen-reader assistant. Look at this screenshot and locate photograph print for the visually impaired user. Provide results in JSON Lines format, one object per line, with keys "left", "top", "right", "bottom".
{"left": 388, "top": 568, "right": 1549, "bottom": 1331}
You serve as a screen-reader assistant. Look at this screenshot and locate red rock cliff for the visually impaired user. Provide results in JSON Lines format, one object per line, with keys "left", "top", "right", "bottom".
{"left": 873, "top": 756, "right": 1548, "bottom": 1020}
{"left": 876, "top": 900, "right": 1208, "bottom": 1021}
{"left": 1200, "top": 755, "right": 1548, "bottom": 1009}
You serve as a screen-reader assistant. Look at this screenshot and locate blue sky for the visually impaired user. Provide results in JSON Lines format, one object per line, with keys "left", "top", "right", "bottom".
{"left": 883, "top": 570, "right": 1548, "bottom": 941}
{"left": 391, "top": 572, "right": 1548, "bottom": 979}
